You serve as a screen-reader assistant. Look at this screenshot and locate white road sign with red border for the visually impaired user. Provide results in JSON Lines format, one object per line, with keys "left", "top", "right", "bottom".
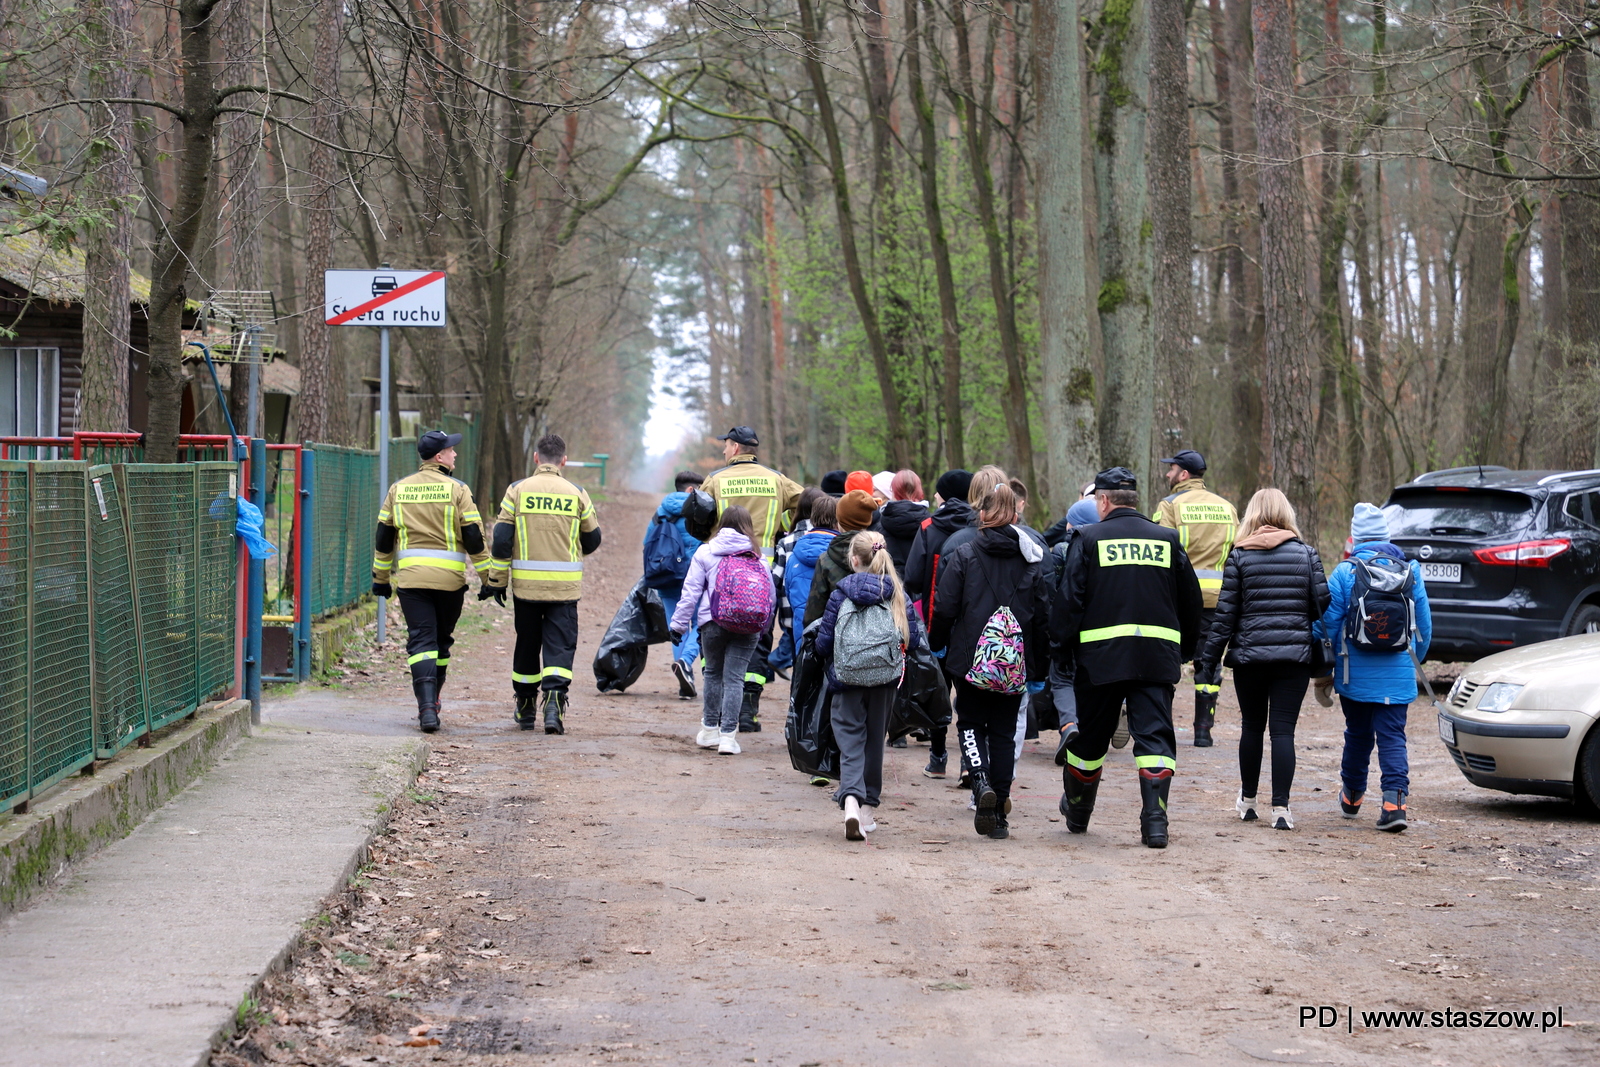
{"left": 324, "top": 269, "right": 447, "bottom": 327}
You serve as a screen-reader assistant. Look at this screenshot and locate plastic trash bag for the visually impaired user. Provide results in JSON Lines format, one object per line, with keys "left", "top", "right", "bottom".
{"left": 233, "top": 497, "right": 277, "bottom": 560}
{"left": 889, "top": 641, "right": 953, "bottom": 740}
{"left": 785, "top": 624, "right": 839, "bottom": 779}
{"left": 593, "top": 579, "right": 669, "bottom": 693}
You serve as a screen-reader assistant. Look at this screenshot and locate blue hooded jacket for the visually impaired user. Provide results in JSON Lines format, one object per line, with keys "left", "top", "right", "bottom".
{"left": 1313, "top": 542, "right": 1432, "bottom": 705}
{"left": 645, "top": 491, "right": 704, "bottom": 561}
{"left": 785, "top": 527, "right": 839, "bottom": 634}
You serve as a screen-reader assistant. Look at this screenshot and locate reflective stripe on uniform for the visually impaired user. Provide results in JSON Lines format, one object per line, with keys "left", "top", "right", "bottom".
{"left": 512, "top": 558, "right": 584, "bottom": 581}
{"left": 372, "top": 558, "right": 394, "bottom": 571}
{"left": 484, "top": 558, "right": 510, "bottom": 572}
{"left": 511, "top": 671, "right": 541, "bottom": 685}
{"left": 544, "top": 666, "right": 573, "bottom": 680}
{"left": 1195, "top": 684, "right": 1221, "bottom": 695}
{"left": 1135, "top": 754, "right": 1177, "bottom": 771}
{"left": 436, "top": 657, "right": 450, "bottom": 667}
{"left": 1065, "top": 751, "right": 1106, "bottom": 772}
{"left": 513, "top": 666, "right": 572, "bottom": 684}
{"left": 1196, "top": 567, "right": 1223, "bottom": 592}
{"left": 397, "top": 547, "right": 467, "bottom": 571}
{"left": 1079, "top": 623, "right": 1182, "bottom": 644}
{"left": 744, "top": 672, "right": 765, "bottom": 685}
{"left": 408, "top": 650, "right": 438, "bottom": 665}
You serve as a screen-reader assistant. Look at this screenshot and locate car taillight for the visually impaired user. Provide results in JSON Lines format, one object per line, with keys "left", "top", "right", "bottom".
{"left": 1471, "top": 538, "right": 1571, "bottom": 567}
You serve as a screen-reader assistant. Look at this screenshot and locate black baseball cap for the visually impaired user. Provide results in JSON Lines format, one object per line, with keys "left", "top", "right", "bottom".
{"left": 1093, "top": 466, "right": 1138, "bottom": 491}
{"left": 418, "top": 429, "right": 463, "bottom": 459}
{"left": 717, "top": 426, "right": 759, "bottom": 447}
{"left": 1159, "top": 449, "right": 1206, "bottom": 475}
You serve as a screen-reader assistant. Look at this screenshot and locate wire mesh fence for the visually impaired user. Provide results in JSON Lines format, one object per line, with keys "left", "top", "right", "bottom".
{"left": 0, "top": 461, "right": 238, "bottom": 811}
{"left": 307, "top": 445, "right": 378, "bottom": 619}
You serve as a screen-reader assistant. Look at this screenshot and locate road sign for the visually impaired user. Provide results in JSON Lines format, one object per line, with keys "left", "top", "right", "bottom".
{"left": 324, "top": 269, "right": 446, "bottom": 327}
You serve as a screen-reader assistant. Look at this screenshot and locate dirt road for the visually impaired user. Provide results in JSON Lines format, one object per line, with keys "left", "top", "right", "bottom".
{"left": 219, "top": 490, "right": 1600, "bottom": 1067}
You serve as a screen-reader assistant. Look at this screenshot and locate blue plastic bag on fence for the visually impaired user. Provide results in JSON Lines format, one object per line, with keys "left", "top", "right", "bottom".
{"left": 234, "top": 497, "right": 278, "bottom": 559}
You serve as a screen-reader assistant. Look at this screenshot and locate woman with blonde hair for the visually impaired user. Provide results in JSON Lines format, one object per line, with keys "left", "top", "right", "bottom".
{"left": 930, "top": 483, "right": 1050, "bottom": 839}
{"left": 815, "top": 532, "right": 924, "bottom": 840}
{"left": 1196, "top": 488, "right": 1330, "bottom": 830}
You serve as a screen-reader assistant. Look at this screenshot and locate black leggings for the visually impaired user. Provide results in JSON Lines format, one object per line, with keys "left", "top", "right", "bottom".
{"left": 1231, "top": 662, "right": 1310, "bottom": 808}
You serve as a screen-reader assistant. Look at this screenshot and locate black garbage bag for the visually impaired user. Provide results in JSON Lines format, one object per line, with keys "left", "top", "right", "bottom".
{"left": 593, "top": 579, "right": 669, "bottom": 693}
{"left": 889, "top": 641, "right": 954, "bottom": 740}
{"left": 785, "top": 625, "right": 839, "bottom": 779}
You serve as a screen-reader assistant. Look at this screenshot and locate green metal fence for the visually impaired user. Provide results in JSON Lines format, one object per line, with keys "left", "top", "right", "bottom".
{"left": 0, "top": 461, "right": 238, "bottom": 812}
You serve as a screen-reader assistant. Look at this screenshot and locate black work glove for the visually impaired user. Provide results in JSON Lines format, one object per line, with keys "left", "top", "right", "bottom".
{"left": 371, "top": 582, "right": 393, "bottom": 598}
{"left": 478, "top": 584, "right": 506, "bottom": 607}
{"left": 669, "top": 629, "right": 684, "bottom": 645}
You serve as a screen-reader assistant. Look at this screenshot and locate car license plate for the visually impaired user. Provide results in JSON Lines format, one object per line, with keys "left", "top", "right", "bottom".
{"left": 1421, "top": 562, "right": 1461, "bottom": 583}
{"left": 1438, "top": 714, "right": 1455, "bottom": 745}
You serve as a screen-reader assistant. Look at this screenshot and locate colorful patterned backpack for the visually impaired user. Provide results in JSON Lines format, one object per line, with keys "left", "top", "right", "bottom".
{"left": 710, "top": 551, "right": 775, "bottom": 634}
{"left": 965, "top": 604, "right": 1028, "bottom": 693}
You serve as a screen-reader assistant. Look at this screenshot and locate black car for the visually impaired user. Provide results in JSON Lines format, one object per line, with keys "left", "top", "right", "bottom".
{"left": 1381, "top": 466, "right": 1600, "bottom": 661}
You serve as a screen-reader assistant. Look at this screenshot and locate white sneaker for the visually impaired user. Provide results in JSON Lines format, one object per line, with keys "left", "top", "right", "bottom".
{"left": 844, "top": 796, "right": 863, "bottom": 840}
{"left": 696, "top": 726, "right": 719, "bottom": 748}
{"left": 717, "top": 733, "right": 741, "bottom": 755}
{"left": 1237, "top": 792, "right": 1259, "bottom": 821}
{"left": 859, "top": 807, "right": 877, "bottom": 833}
{"left": 1111, "top": 709, "right": 1131, "bottom": 749}
{"left": 1271, "top": 805, "right": 1294, "bottom": 830}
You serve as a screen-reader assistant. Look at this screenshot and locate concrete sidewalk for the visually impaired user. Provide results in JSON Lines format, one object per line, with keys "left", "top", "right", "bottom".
{"left": 0, "top": 723, "right": 425, "bottom": 1067}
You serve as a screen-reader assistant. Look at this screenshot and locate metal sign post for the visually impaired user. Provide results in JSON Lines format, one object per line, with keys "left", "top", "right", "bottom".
{"left": 324, "top": 267, "right": 448, "bottom": 647}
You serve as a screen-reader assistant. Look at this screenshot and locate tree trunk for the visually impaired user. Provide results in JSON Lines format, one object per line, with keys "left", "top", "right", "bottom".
{"left": 221, "top": 0, "right": 263, "bottom": 438}
{"left": 908, "top": 0, "right": 967, "bottom": 470}
{"left": 1035, "top": 0, "right": 1102, "bottom": 501}
{"left": 948, "top": 0, "right": 1039, "bottom": 505}
{"left": 80, "top": 0, "right": 136, "bottom": 433}
{"left": 1148, "top": 0, "right": 1192, "bottom": 457}
{"left": 1252, "top": 0, "right": 1319, "bottom": 538}
{"left": 295, "top": 0, "right": 343, "bottom": 445}
{"left": 1090, "top": 0, "right": 1155, "bottom": 494}
{"left": 144, "top": 0, "right": 226, "bottom": 463}
{"left": 797, "top": 0, "right": 912, "bottom": 468}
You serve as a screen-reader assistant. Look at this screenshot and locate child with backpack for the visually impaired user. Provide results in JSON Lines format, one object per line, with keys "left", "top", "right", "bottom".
{"left": 1314, "top": 502, "right": 1432, "bottom": 832}
{"left": 643, "top": 471, "right": 706, "bottom": 699}
{"left": 930, "top": 484, "right": 1051, "bottom": 840}
{"left": 815, "top": 532, "right": 924, "bottom": 840}
{"left": 669, "top": 506, "right": 777, "bottom": 755}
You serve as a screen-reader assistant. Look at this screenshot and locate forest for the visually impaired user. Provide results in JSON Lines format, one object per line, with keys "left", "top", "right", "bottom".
{"left": 3, "top": 0, "right": 1599, "bottom": 540}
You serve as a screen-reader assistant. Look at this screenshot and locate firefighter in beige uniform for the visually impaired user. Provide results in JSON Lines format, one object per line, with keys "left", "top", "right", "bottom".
{"left": 372, "top": 430, "right": 492, "bottom": 734}
{"left": 700, "top": 425, "right": 804, "bottom": 731}
{"left": 1154, "top": 449, "right": 1238, "bottom": 747}
{"left": 483, "top": 432, "right": 602, "bottom": 734}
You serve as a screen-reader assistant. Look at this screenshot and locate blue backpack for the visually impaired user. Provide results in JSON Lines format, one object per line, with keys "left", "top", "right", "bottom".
{"left": 643, "top": 515, "right": 692, "bottom": 590}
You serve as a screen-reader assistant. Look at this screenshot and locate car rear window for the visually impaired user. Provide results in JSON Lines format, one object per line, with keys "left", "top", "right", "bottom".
{"left": 1384, "top": 489, "right": 1537, "bottom": 539}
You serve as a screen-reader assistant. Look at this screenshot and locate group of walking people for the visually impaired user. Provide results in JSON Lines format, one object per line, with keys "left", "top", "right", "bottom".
{"left": 372, "top": 422, "right": 1434, "bottom": 851}
{"left": 652, "top": 435, "right": 1433, "bottom": 848}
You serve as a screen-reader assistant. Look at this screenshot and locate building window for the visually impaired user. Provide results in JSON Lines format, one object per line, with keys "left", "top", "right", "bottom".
{"left": 0, "top": 347, "right": 61, "bottom": 437}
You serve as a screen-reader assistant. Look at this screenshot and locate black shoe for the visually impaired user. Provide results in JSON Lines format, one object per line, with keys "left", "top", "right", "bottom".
{"left": 889, "top": 736, "right": 907, "bottom": 748}
{"left": 415, "top": 677, "right": 440, "bottom": 733}
{"left": 1339, "top": 787, "right": 1364, "bottom": 818}
{"left": 1061, "top": 764, "right": 1101, "bottom": 834}
{"left": 972, "top": 772, "right": 998, "bottom": 836}
{"left": 923, "top": 754, "right": 948, "bottom": 779}
{"left": 738, "top": 688, "right": 761, "bottom": 733}
{"left": 1193, "top": 691, "right": 1217, "bottom": 748}
{"left": 1376, "top": 790, "right": 1408, "bottom": 832}
{"left": 1052, "top": 723, "right": 1080, "bottom": 766}
{"left": 672, "top": 659, "right": 697, "bottom": 700}
{"left": 988, "top": 814, "right": 1010, "bottom": 840}
{"left": 1139, "top": 769, "right": 1172, "bottom": 848}
{"left": 542, "top": 691, "right": 567, "bottom": 735}
{"left": 515, "top": 695, "right": 539, "bottom": 730}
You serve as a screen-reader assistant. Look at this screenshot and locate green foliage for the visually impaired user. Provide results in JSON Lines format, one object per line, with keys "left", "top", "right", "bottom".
{"left": 234, "top": 996, "right": 272, "bottom": 1031}
{"left": 1089, "top": 0, "right": 1138, "bottom": 148}
{"left": 1098, "top": 276, "right": 1129, "bottom": 314}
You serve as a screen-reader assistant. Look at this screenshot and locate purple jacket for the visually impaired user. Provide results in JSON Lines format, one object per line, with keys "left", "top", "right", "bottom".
{"left": 669, "top": 529, "right": 772, "bottom": 634}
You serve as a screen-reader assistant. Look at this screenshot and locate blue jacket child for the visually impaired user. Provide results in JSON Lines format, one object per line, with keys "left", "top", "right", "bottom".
{"left": 646, "top": 484, "right": 707, "bottom": 682}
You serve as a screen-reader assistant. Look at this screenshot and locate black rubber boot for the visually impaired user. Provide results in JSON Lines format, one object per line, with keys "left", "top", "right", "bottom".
{"left": 1193, "top": 691, "right": 1217, "bottom": 748}
{"left": 435, "top": 664, "right": 448, "bottom": 705}
{"left": 971, "top": 770, "right": 998, "bottom": 837}
{"left": 515, "top": 695, "right": 538, "bottom": 730}
{"left": 1060, "top": 764, "right": 1102, "bottom": 834}
{"left": 415, "top": 678, "right": 440, "bottom": 734}
{"left": 738, "top": 687, "right": 762, "bottom": 733}
{"left": 1139, "top": 769, "right": 1173, "bottom": 848}
{"left": 543, "top": 691, "right": 567, "bottom": 735}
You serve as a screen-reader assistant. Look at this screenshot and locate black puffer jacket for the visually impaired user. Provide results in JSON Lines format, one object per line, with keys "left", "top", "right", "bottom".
{"left": 1198, "top": 529, "right": 1331, "bottom": 669}
{"left": 879, "top": 500, "right": 930, "bottom": 577}
{"left": 929, "top": 526, "right": 1050, "bottom": 685}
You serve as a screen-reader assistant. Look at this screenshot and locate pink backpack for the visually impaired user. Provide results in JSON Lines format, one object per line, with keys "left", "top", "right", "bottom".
{"left": 710, "top": 551, "right": 775, "bottom": 634}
